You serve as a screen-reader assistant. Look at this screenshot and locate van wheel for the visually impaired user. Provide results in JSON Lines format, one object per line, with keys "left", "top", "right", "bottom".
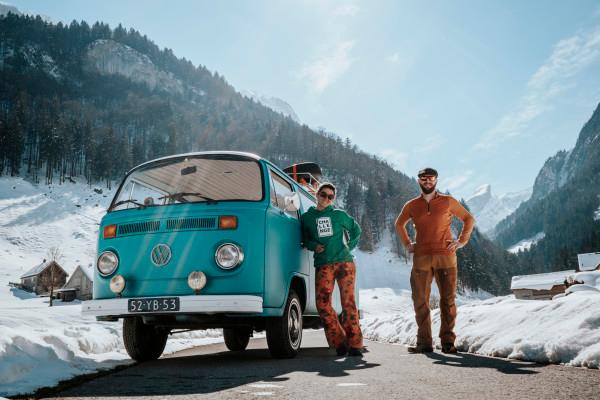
{"left": 266, "top": 290, "right": 303, "bottom": 358}
{"left": 223, "top": 327, "right": 251, "bottom": 351}
{"left": 123, "top": 317, "right": 169, "bottom": 361}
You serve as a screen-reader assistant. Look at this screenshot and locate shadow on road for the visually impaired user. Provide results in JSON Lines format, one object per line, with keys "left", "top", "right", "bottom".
{"left": 53, "top": 346, "right": 380, "bottom": 398}
{"left": 424, "top": 351, "right": 542, "bottom": 375}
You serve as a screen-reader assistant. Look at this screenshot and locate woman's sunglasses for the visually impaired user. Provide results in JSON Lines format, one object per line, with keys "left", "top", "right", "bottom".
{"left": 318, "top": 192, "right": 335, "bottom": 200}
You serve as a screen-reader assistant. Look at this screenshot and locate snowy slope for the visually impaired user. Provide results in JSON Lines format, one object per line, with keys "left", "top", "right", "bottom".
{"left": 507, "top": 232, "right": 546, "bottom": 253}
{"left": 466, "top": 184, "right": 531, "bottom": 235}
{"left": 0, "top": 177, "right": 223, "bottom": 397}
{"left": 241, "top": 90, "right": 301, "bottom": 123}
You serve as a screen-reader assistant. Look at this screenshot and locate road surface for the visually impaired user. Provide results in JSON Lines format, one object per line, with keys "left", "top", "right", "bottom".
{"left": 42, "top": 331, "right": 599, "bottom": 399}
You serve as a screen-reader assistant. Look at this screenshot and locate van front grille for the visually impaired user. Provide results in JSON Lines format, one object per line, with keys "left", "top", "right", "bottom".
{"left": 117, "top": 221, "right": 161, "bottom": 236}
{"left": 166, "top": 217, "right": 217, "bottom": 231}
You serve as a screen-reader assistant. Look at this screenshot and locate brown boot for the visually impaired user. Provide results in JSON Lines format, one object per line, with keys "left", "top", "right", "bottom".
{"left": 407, "top": 344, "right": 434, "bottom": 353}
{"left": 441, "top": 343, "right": 457, "bottom": 354}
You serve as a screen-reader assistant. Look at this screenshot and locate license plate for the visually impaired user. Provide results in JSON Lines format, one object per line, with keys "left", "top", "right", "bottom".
{"left": 128, "top": 297, "right": 180, "bottom": 313}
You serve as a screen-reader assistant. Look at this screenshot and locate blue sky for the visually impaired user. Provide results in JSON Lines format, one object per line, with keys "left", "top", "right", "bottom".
{"left": 8, "top": 0, "right": 600, "bottom": 199}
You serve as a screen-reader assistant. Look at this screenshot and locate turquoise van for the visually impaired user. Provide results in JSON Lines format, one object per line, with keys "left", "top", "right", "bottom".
{"left": 82, "top": 151, "right": 344, "bottom": 361}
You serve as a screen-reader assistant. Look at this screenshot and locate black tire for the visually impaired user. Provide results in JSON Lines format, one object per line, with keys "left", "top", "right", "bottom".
{"left": 266, "top": 290, "right": 303, "bottom": 358}
{"left": 223, "top": 327, "right": 251, "bottom": 351}
{"left": 122, "top": 317, "right": 169, "bottom": 362}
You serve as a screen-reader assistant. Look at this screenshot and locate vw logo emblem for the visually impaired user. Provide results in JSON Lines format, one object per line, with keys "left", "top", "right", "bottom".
{"left": 151, "top": 244, "right": 172, "bottom": 266}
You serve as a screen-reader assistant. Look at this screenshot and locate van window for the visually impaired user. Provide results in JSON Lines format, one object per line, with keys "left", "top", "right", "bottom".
{"left": 110, "top": 157, "right": 263, "bottom": 211}
{"left": 270, "top": 170, "right": 298, "bottom": 219}
{"left": 298, "top": 190, "right": 316, "bottom": 214}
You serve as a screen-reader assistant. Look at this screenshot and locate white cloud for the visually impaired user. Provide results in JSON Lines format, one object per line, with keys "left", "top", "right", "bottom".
{"left": 414, "top": 134, "right": 445, "bottom": 154}
{"left": 332, "top": 4, "right": 359, "bottom": 17}
{"left": 299, "top": 40, "right": 356, "bottom": 93}
{"left": 439, "top": 170, "right": 474, "bottom": 193}
{"left": 475, "top": 26, "right": 600, "bottom": 150}
{"left": 386, "top": 52, "right": 401, "bottom": 64}
{"left": 379, "top": 148, "right": 408, "bottom": 171}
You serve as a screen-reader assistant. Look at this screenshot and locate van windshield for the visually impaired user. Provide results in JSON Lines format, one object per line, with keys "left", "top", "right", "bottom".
{"left": 109, "top": 156, "right": 263, "bottom": 211}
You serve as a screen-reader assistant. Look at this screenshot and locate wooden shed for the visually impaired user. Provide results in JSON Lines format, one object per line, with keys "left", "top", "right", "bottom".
{"left": 58, "top": 264, "right": 94, "bottom": 301}
{"left": 510, "top": 270, "right": 575, "bottom": 300}
{"left": 20, "top": 259, "right": 68, "bottom": 295}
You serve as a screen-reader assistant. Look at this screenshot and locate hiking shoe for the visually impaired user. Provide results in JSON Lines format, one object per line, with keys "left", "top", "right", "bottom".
{"left": 336, "top": 344, "right": 348, "bottom": 356}
{"left": 348, "top": 347, "right": 363, "bottom": 357}
{"left": 441, "top": 343, "right": 458, "bottom": 354}
{"left": 407, "top": 344, "right": 434, "bottom": 353}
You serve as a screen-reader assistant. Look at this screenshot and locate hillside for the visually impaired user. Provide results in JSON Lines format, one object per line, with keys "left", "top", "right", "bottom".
{"left": 494, "top": 103, "right": 600, "bottom": 273}
{"left": 0, "top": 13, "right": 519, "bottom": 294}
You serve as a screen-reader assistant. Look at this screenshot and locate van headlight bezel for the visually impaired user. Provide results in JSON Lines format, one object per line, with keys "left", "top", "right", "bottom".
{"left": 97, "top": 250, "right": 119, "bottom": 276}
{"left": 214, "top": 243, "right": 244, "bottom": 270}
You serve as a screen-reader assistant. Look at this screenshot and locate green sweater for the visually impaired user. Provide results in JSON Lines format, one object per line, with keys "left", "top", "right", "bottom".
{"left": 301, "top": 205, "right": 361, "bottom": 267}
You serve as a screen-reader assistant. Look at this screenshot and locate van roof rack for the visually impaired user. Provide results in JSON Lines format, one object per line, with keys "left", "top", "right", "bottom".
{"left": 283, "top": 162, "right": 322, "bottom": 195}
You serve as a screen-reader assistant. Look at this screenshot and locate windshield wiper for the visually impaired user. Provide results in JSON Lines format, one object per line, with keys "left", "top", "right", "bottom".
{"left": 109, "top": 199, "right": 145, "bottom": 211}
{"left": 159, "top": 192, "right": 218, "bottom": 204}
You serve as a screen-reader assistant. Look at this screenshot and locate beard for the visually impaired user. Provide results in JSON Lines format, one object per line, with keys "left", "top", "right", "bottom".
{"left": 419, "top": 182, "right": 436, "bottom": 194}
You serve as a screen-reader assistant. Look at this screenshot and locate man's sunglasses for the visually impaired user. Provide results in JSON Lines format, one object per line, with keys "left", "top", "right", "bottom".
{"left": 419, "top": 176, "right": 437, "bottom": 182}
{"left": 318, "top": 192, "right": 335, "bottom": 200}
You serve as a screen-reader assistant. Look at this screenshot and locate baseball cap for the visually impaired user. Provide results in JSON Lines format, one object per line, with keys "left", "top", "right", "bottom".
{"left": 417, "top": 167, "right": 438, "bottom": 177}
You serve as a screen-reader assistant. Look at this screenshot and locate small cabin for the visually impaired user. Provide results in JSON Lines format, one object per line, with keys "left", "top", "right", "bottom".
{"left": 577, "top": 252, "right": 600, "bottom": 272}
{"left": 511, "top": 270, "right": 575, "bottom": 300}
{"left": 20, "top": 259, "right": 68, "bottom": 295}
{"left": 57, "top": 264, "right": 94, "bottom": 301}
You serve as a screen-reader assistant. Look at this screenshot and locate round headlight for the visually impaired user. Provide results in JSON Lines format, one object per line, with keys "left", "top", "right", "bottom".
{"left": 109, "top": 274, "right": 126, "bottom": 294}
{"left": 215, "top": 243, "right": 244, "bottom": 269}
{"left": 188, "top": 271, "right": 207, "bottom": 291}
{"left": 97, "top": 251, "right": 119, "bottom": 276}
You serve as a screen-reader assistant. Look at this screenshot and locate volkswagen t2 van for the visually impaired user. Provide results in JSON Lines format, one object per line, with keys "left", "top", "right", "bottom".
{"left": 82, "top": 151, "right": 342, "bottom": 361}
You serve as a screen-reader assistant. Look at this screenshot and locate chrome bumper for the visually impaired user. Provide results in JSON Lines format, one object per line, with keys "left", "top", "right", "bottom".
{"left": 81, "top": 295, "right": 263, "bottom": 317}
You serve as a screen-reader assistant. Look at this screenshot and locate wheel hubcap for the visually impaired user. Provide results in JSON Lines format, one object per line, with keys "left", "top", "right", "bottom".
{"left": 288, "top": 300, "right": 302, "bottom": 348}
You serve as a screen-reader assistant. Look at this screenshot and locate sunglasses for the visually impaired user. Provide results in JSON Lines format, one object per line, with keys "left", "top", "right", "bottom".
{"left": 419, "top": 176, "right": 437, "bottom": 181}
{"left": 318, "top": 192, "right": 335, "bottom": 200}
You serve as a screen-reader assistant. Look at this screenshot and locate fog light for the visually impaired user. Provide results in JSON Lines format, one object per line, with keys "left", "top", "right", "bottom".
{"left": 109, "top": 274, "right": 126, "bottom": 294}
{"left": 215, "top": 243, "right": 244, "bottom": 269}
{"left": 188, "top": 271, "right": 207, "bottom": 292}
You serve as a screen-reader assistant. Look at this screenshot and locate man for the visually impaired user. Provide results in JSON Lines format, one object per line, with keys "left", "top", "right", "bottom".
{"left": 301, "top": 182, "right": 363, "bottom": 356}
{"left": 395, "top": 168, "right": 475, "bottom": 354}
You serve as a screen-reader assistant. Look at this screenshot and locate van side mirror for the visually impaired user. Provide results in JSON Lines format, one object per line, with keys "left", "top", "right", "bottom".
{"left": 284, "top": 193, "right": 300, "bottom": 212}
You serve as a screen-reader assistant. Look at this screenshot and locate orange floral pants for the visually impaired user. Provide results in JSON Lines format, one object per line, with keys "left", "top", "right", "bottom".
{"left": 315, "top": 262, "right": 363, "bottom": 349}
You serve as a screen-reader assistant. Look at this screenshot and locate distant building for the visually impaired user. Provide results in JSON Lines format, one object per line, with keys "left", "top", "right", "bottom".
{"left": 20, "top": 259, "right": 68, "bottom": 295}
{"left": 510, "top": 270, "right": 575, "bottom": 300}
{"left": 577, "top": 252, "right": 600, "bottom": 271}
{"left": 57, "top": 264, "right": 94, "bottom": 301}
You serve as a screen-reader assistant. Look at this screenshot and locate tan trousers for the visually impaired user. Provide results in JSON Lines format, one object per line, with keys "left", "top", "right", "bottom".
{"left": 410, "top": 254, "right": 458, "bottom": 346}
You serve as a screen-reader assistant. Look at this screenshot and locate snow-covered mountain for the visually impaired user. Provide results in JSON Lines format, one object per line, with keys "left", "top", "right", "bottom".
{"left": 466, "top": 184, "right": 531, "bottom": 235}
{"left": 0, "top": 2, "right": 21, "bottom": 17}
{"left": 241, "top": 90, "right": 300, "bottom": 123}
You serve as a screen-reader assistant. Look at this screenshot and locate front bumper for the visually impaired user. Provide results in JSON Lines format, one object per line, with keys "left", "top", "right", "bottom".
{"left": 81, "top": 295, "right": 263, "bottom": 318}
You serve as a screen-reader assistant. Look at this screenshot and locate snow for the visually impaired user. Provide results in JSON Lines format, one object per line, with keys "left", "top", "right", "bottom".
{"left": 466, "top": 184, "right": 531, "bottom": 235}
{"left": 507, "top": 231, "right": 545, "bottom": 253}
{"left": 361, "top": 289, "right": 600, "bottom": 368}
{"left": 0, "top": 177, "right": 223, "bottom": 397}
{"left": 2, "top": 175, "right": 600, "bottom": 397}
{"left": 510, "top": 270, "right": 574, "bottom": 290}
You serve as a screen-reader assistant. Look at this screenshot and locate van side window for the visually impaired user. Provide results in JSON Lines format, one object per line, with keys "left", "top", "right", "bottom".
{"left": 270, "top": 170, "right": 298, "bottom": 219}
{"left": 298, "top": 191, "right": 316, "bottom": 215}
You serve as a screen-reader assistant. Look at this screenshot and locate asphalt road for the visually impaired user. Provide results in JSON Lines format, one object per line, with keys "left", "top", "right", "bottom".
{"left": 44, "top": 331, "right": 599, "bottom": 400}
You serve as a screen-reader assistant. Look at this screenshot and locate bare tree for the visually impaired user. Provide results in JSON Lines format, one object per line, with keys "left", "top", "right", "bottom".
{"left": 42, "top": 246, "right": 63, "bottom": 307}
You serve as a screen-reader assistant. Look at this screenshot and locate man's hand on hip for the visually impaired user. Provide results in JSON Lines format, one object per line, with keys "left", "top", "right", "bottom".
{"left": 406, "top": 242, "right": 415, "bottom": 253}
{"left": 315, "top": 244, "right": 325, "bottom": 253}
{"left": 447, "top": 240, "right": 465, "bottom": 252}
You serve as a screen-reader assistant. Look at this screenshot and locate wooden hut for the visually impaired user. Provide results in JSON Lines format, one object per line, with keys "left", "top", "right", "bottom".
{"left": 510, "top": 270, "right": 575, "bottom": 300}
{"left": 57, "top": 264, "right": 94, "bottom": 301}
{"left": 20, "top": 259, "right": 68, "bottom": 295}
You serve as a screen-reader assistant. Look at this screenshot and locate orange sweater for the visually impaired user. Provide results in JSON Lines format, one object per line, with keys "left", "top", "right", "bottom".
{"left": 395, "top": 192, "right": 475, "bottom": 256}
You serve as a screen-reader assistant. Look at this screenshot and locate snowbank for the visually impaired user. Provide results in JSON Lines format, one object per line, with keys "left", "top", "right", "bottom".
{"left": 360, "top": 289, "right": 600, "bottom": 368}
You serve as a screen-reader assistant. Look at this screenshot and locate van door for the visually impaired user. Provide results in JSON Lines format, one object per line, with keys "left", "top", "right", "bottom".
{"left": 264, "top": 170, "right": 304, "bottom": 310}
{"left": 298, "top": 190, "right": 318, "bottom": 315}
